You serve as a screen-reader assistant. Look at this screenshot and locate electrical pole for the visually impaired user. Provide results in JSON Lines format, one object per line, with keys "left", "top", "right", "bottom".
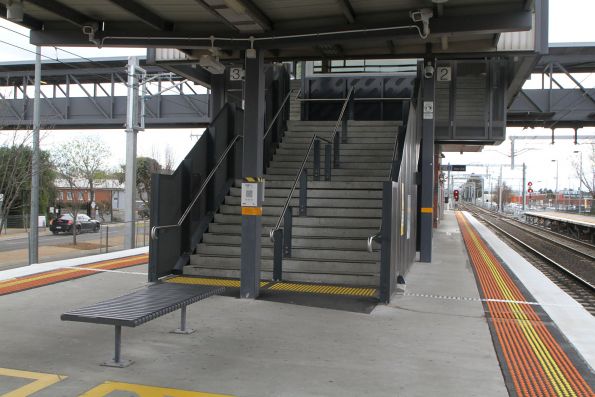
{"left": 498, "top": 165, "right": 503, "bottom": 212}
{"left": 522, "top": 163, "right": 526, "bottom": 212}
{"left": 29, "top": 46, "right": 41, "bottom": 265}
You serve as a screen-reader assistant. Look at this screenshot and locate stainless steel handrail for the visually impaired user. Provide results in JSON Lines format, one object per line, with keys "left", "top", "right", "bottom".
{"left": 268, "top": 135, "right": 318, "bottom": 241}
{"left": 329, "top": 86, "right": 355, "bottom": 143}
{"left": 268, "top": 87, "right": 354, "bottom": 241}
{"left": 151, "top": 134, "right": 243, "bottom": 240}
{"left": 263, "top": 88, "right": 298, "bottom": 140}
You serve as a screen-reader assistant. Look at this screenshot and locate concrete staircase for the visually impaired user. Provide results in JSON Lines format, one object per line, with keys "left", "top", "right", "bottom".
{"left": 289, "top": 79, "right": 301, "bottom": 120}
{"left": 185, "top": 119, "right": 401, "bottom": 286}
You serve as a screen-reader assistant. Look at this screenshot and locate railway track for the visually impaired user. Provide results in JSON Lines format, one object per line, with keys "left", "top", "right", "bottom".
{"left": 460, "top": 204, "right": 595, "bottom": 316}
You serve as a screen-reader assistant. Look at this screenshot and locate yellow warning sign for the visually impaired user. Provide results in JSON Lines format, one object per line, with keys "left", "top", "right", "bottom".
{"left": 0, "top": 367, "right": 66, "bottom": 396}
{"left": 79, "top": 381, "right": 234, "bottom": 397}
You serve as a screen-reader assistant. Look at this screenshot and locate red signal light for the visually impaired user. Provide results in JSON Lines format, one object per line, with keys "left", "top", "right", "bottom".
{"left": 453, "top": 190, "right": 459, "bottom": 201}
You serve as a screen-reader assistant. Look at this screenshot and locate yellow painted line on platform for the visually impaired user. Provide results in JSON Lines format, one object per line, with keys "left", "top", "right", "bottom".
{"left": 79, "top": 381, "right": 233, "bottom": 397}
{"left": 269, "top": 282, "right": 376, "bottom": 297}
{"left": 166, "top": 276, "right": 268, "bottom": 288}
{"left": 0, "top": 367, "right": 66, "bottom": 397}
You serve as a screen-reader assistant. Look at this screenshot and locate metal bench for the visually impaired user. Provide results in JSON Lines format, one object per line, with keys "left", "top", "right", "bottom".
{"left": 61, "top": 282, "right": 224, "bottom": 367}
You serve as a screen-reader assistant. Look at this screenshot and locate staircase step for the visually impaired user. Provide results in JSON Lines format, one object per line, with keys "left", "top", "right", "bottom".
{"left": 268, "top": 160, "right": 389, "bottom": 170}
{"left": 229, "top": 187, "right": 382, "bottom": 199}
{"left": 219, "top": 205, "right": 381, "bottom": 218}
{"left": 283, "top": 137, "right": 394, "bottom": 145}
{"left": 272, "top": 154, "right": 393, "bottom": 163}
{"left": 224, "top": 196, "right": 381, "bottom": 208}
{"left": 213, "top": 213, "right": 381, "bottom": 228}
{"left": 196, "top": 244, "right": 379, "bottom": 262}
{"left": 263, "top": 174, "right": 388, "bottom": 182}
{"left": 279, "top": 143, "right": 393, "bottom": 150}
{"left": 234, "top": 180, "right": 383, "bottom": 189}
{"left": 287, "top": 120, "right": 400, "bottom": 127}
{"left": 267, "top": 168, "right": 388, "bottom": 176}
{"left": 188, "top": 255, "right": 378, "bottom": 275}
{"left": 184, "top": 265, "right": 379, "bottom": 287}
{"left": 275, "top": 148, "right": 393, "bottom": 156}
{"left": 208, "top": 223, "right": 378, "bottom": 238}
{"left": 203, "top": 233, "right": 371, "bottom": 250}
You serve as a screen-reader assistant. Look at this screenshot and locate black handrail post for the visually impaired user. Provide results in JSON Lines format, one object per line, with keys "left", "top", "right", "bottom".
{"left": 299, "top": 169, "right": 308, "bottom": 216}
{"left": 324, "top": 143, "right": 332, "bottom": 181}
{"left": 313, "top": 139, "right": 320, "bottom": 181}
{"left": 333, "top": 133, "right": 340, "bottom": 168}
{"left": 341, "top": 110, "right": 348, "bottom": 144}
{"left": 273, "top": 228, "right": 283, "bottom": 281}
{"left": 283, "top": 208, "right": 292, "bottom": 257}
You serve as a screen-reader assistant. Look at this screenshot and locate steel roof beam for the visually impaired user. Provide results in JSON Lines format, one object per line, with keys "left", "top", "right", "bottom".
{"left": 106, "top": 0, "right": 173, "bottom": 31}
{"left": 336, "top": 0, "right": 355, "bottom": 24}
{"left": 0, "top": 4, "right": 43, "bottom": 30}
{"left": 228, "top": 0, "right": 272, "bottom": 31}
{"left": 25, "top": 0, "right": 97, "bottom": 28}
{"left": 192, "top": 0, "right": 241, "bottom": 32}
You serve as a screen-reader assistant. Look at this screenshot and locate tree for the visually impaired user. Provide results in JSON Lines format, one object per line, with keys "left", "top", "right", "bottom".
{"left": 135, "top": 157, "right": 161, "bottom": 211}
{"left": 572, "top": 144, "right": 595, "bottom": 214}
{"left": 52, "top": 137, "right": 108, "bottom": 244}
{"left": 0, "top": 131, "right": 56, "bottom": 233}
{"left": 492, "top": 181, "right": 512, "bottom": 210}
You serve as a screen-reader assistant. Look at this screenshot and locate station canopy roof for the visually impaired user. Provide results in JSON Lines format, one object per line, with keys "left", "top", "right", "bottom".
{"left": 0, "top": 0, "right": 543, "bottom": 61}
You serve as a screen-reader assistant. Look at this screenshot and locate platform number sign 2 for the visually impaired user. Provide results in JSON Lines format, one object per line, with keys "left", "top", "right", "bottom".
{"left": 230, "top": 67, "right": 245, "bottom": 81}
{"left": 436, "top": 66, "right": 451, "bottom": 82}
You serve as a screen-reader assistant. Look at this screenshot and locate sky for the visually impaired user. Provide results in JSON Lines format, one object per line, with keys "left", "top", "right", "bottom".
{"left": 0, "top": 0, "right": 594, "bottom": 191}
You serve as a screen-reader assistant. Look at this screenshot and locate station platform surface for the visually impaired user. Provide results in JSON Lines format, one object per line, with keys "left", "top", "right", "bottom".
{"left": 0, "top": 211, "right": 593, "bottom": 396}
{"left": 525, "top": 211, "right": 595, "bottom": 227}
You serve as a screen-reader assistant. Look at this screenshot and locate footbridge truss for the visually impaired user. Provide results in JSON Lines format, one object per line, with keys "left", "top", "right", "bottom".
{"left": 0, "top": 58, "right": 210, "bottom": 130}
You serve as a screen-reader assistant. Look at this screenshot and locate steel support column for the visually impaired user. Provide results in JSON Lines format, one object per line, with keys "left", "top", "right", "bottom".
{"left": 240, "top": 49, "right": 264, "bottom": 299}
{"left": 210, "top": 72, "right": 226, "bottom": 119}
{"left": 124, "top": 57, "right": 140, "bottom": 250}
{"left": 28, "top": 46, "right": 41, "bottom": 265}
{"left": 419, "top": 60, "right": 435, "bottom": 263}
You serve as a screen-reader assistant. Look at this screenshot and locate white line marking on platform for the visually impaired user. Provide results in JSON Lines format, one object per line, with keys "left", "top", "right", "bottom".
{"left": 403, "top": 292, "right": 578, "bottom": 308}
{"left": 59, "top": 266, "right": 147, "bottom": 276}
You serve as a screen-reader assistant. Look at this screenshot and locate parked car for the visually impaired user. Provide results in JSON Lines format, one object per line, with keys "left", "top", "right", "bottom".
{"left": 50, "top": 214, "right": 100, "bottom": 235}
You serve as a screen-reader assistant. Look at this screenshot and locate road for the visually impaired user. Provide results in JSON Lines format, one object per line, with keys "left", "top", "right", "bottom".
{"left": 0, "top": 223, "right": 150, "bottom": 270}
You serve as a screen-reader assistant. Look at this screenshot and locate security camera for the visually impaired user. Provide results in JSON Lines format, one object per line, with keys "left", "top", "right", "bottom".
{"left": 199, "top": 55, "right": 226, "bottom": 74}
{"left": 82, "top": 23, "right": 102, "bottom": 47}
{"left": 424, "top": 63, "right": 435, "bottom": 79}
{"left": 410, "top": 8, "right": 433, "bottom": 38}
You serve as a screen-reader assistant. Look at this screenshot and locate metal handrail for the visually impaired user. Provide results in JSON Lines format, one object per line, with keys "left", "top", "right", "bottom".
{"left": 329, "top": 86, "right": 355, "bottom": 143}
{"left": 268, "top": 87, "right": 354, "bottom": 241}
{"left": 263, "top": 88, "right": 298, "bottom": 140}
{"left": 151, "top": 134, "right": 243, "bottom": 240}
{"left": 268, "top": 135, "right": 318, "bottom": 241}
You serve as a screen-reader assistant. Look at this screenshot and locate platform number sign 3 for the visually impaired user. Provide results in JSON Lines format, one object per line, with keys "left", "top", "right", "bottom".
{"left": 230, "top": 67, "right": 245, "bottom": 81}
{"left": 436, "top": 66, "right": 451, "bottom": 82}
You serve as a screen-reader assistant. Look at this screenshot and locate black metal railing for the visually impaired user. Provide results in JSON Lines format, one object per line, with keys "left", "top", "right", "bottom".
{"left": 150, "top": 134, "right": 243, "bottom": 241}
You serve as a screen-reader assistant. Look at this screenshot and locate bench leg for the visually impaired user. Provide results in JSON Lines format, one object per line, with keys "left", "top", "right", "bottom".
{"left": 171, "top": 306, "right": 195, "bottom": 334}
{"left": 101, "top": 325, "right": 133, "bottom": 368}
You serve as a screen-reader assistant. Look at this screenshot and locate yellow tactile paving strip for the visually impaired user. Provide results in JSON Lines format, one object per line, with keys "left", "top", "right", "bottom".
{"left": 165, "top": 276, "right": 268, "bottom": 288}
{"left": 166, "top": 276, "right": 377, "bottom": 297}
{"left": 457, "top": 212, "right": 594, "bottom": 397}
{"left": 269, "top": 282, "right": 377, "bottom": 297}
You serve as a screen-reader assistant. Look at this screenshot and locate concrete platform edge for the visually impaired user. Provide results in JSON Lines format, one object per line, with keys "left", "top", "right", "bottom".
{"left": 0, "top": 246, "right": 149, "bottom": 282}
